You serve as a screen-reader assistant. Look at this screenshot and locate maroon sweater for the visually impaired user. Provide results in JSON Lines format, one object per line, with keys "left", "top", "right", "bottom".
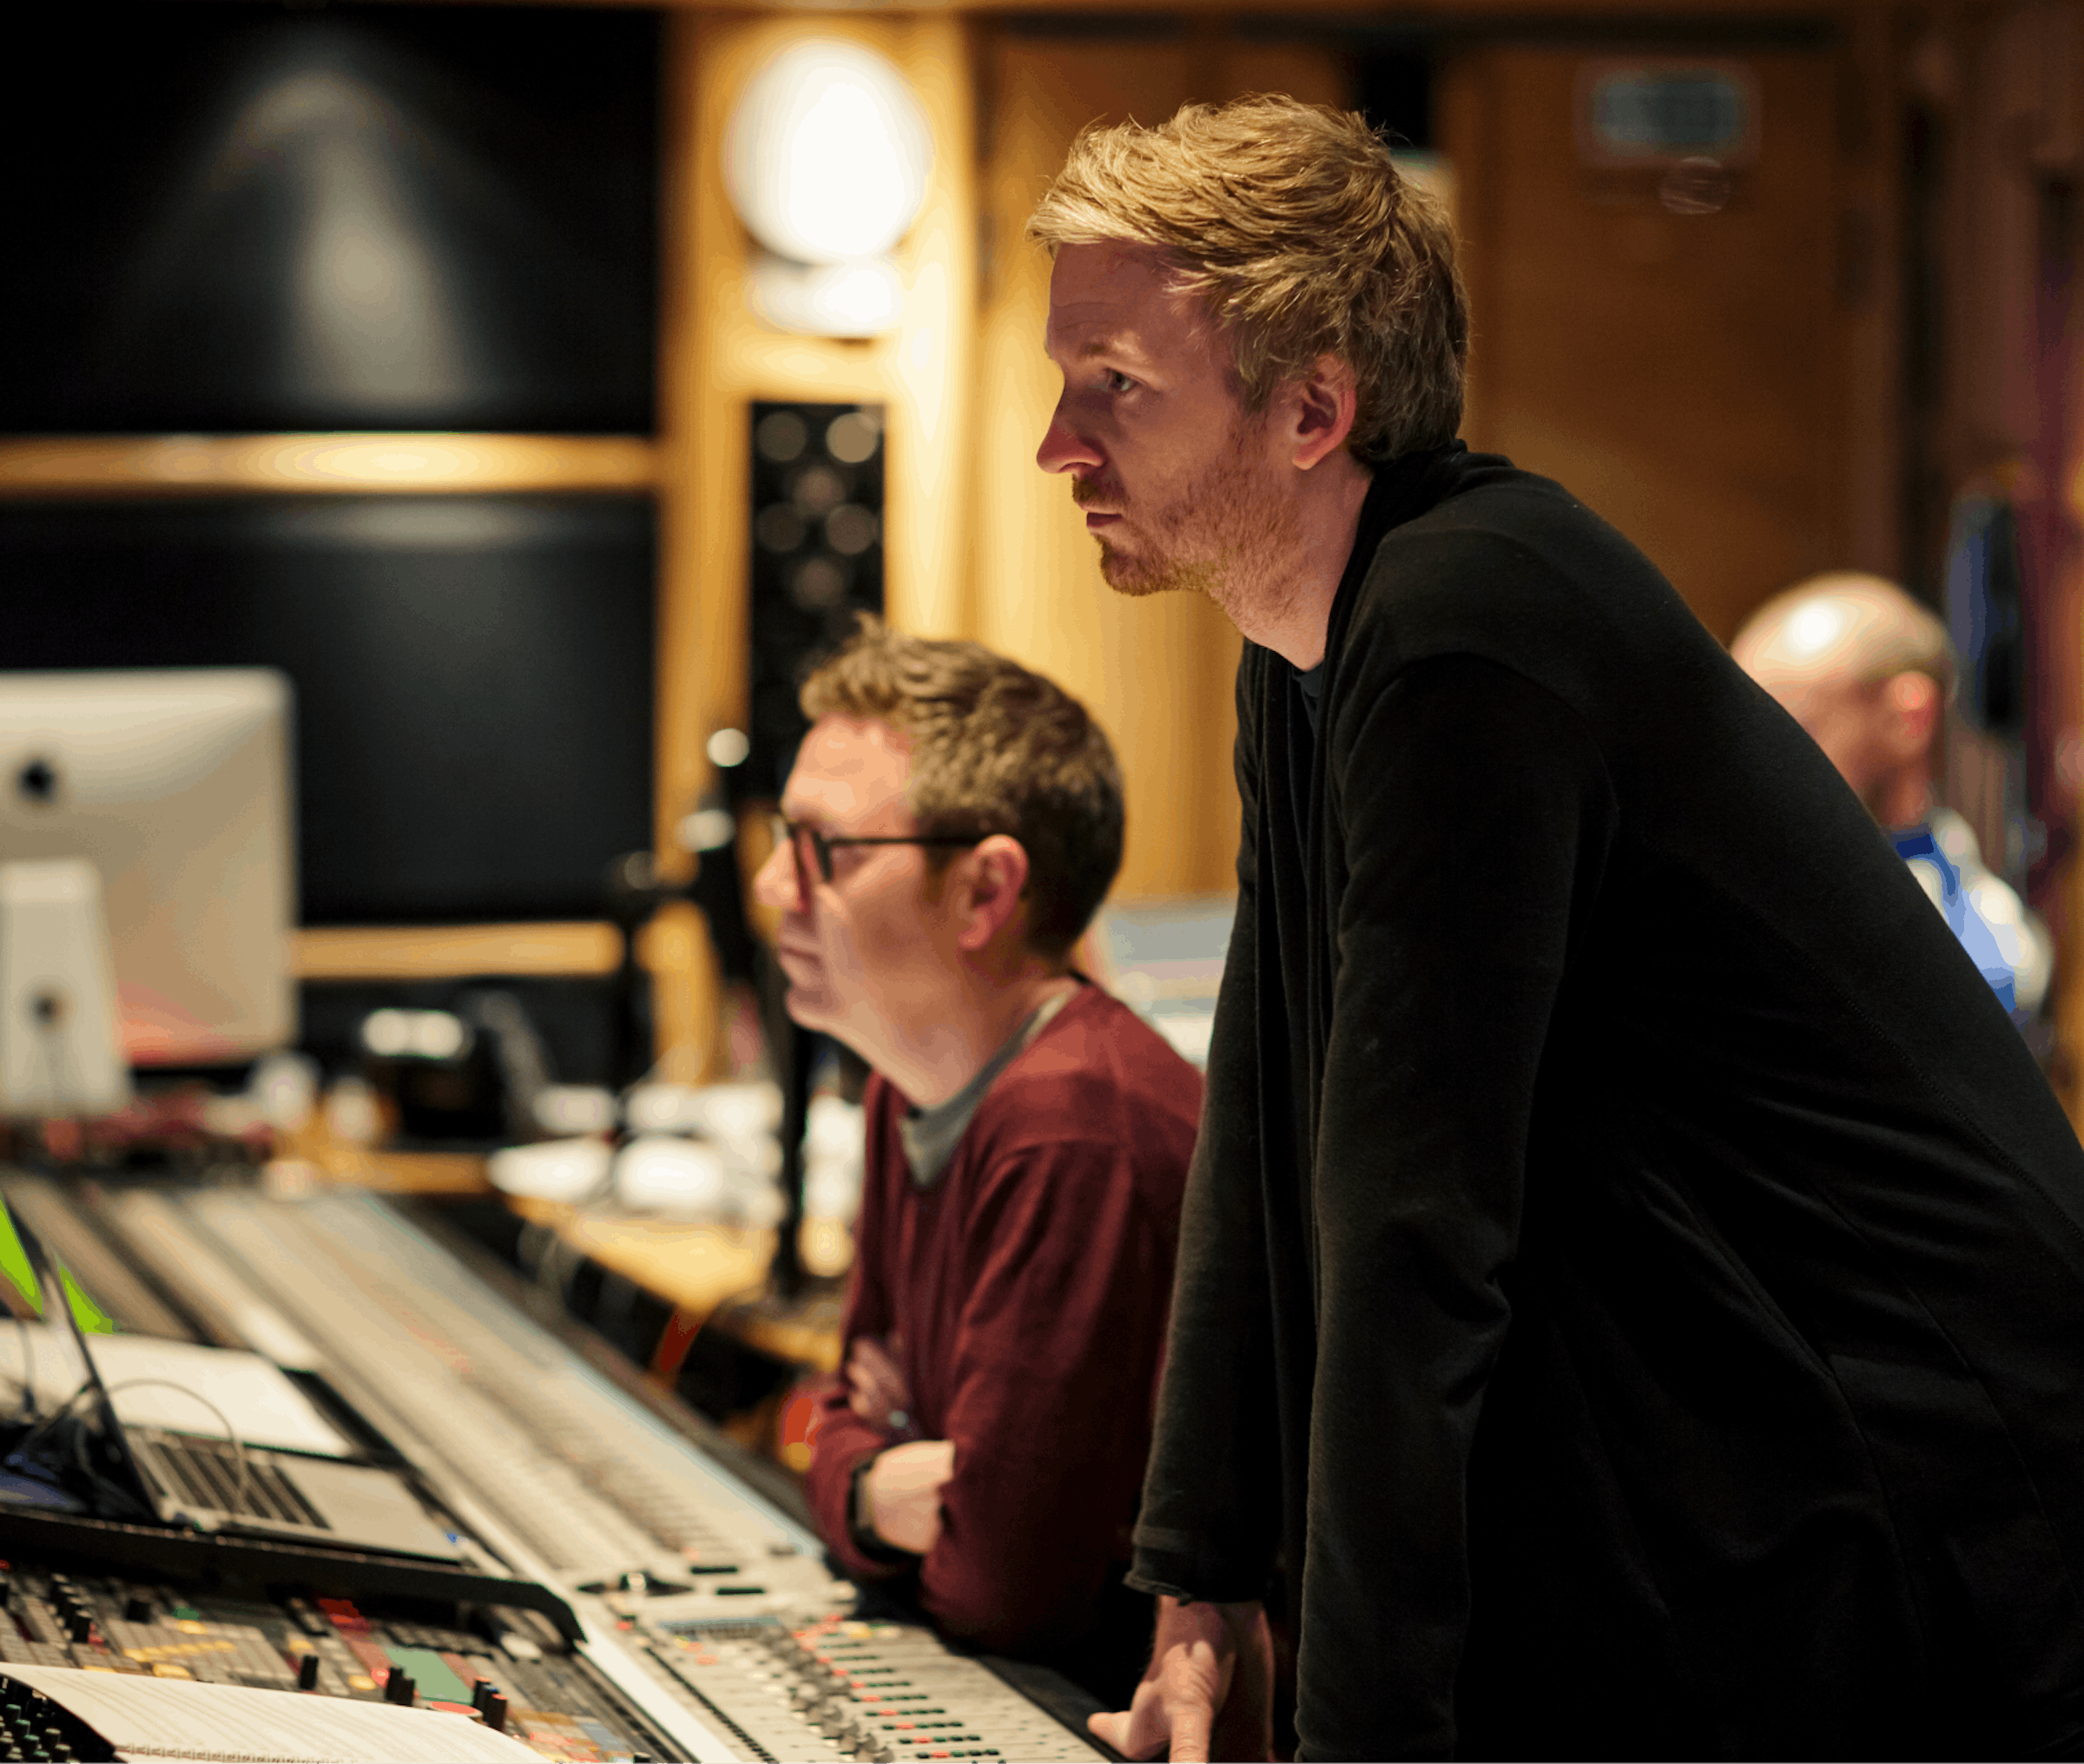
{"left": 804, "top": 984, "right": 1201, "bottom": 1660}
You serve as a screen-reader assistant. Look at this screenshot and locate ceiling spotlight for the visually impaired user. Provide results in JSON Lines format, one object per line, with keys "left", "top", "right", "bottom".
{"left": 725, "top": 40, "right": 932, "bottom": 266}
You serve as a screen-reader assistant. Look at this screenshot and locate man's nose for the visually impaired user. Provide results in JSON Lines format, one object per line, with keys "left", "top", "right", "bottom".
{"left": 750, "top": 839, "right": 802, "bottom": 913}
{"left": 1036, "top": 397, "right": 1102, "bottom": 475}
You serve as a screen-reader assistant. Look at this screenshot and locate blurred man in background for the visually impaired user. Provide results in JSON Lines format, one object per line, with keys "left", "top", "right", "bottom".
{"left": 1734, "top": 571, "right": 2050, "bottom": 1030}
{"left": 753, "top": 622, "right": 1200, "bottom": 1707}
{"left": 1032, "top": 94, "right": 2084, "bottom": 1762}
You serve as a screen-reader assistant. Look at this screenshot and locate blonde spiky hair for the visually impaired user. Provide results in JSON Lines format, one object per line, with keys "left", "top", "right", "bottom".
{"left": 1028, "top": 94, "right": 1468, "bottom": 464}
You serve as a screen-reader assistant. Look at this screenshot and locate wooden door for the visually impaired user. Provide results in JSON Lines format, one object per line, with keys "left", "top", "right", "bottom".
{"left": 1444, "top": 48, "right": 1847, "bottom": 642}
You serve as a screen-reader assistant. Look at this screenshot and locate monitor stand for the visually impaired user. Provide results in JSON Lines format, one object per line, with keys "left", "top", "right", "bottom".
{"left": 0, "top": 859, "right": 131, "bottom": 1117}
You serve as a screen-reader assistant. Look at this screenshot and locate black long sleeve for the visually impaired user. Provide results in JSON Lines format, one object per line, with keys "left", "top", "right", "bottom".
{"left": 1130, "top": 658, "right": 1285, "bottom": 1605}
{"left": 1130, "top": 445, "right": 2084, "bottom": 1760}
{"left": 1296, "top": 657, "right": 1617, "bottom": 1756}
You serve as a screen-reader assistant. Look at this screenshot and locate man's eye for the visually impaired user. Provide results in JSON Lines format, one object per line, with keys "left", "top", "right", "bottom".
{"left": 1104, "top": 370, "right": 1136, "bottom": 393}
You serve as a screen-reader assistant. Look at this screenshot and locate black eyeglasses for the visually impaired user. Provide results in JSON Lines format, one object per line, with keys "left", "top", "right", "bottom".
{"left": 770, "top": 815, "right": 982, "bottom": 891}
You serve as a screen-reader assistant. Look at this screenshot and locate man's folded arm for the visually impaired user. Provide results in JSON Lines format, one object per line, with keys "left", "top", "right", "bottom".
{"left": 1299, "top": 655, "right": 1618, "bottom": 1760}
{"left": 804, "top": 1237, "right": 911, "bottom": 1583}
{"left": 804, "top": 1385, "right": 919, "bottom": 1583}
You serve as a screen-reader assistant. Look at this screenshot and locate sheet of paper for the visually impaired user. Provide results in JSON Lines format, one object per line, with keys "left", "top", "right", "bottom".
{"left": 0, "top": 1326, "right": 351, "bottom": 1458}
{"left": 2, "top": 1664, "right": 541, "bottom": 1763}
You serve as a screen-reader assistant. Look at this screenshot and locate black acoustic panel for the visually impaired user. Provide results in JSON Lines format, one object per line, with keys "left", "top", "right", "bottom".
{"left": 0, "top": 4, "right": 656, "bottom": 434}
{"left": 0, "top": 497, "right": 655, "bottom": 925}
{"left": 747, "top": 401, "right": 886, "bottom": 800}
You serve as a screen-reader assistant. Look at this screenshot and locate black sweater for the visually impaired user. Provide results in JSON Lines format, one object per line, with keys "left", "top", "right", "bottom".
{"left": 1128, "top": 447, "right": 2084, "bottom": 1759}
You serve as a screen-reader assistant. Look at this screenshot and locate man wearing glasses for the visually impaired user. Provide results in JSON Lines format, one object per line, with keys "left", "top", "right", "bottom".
{"left": 751, "top": 619, "right": 1202, "bottom": 1705}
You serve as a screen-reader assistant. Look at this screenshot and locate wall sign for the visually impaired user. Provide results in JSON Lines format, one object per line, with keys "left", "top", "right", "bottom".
{"left": 1577, "top": 63, "right": 1759, "bottom": 168}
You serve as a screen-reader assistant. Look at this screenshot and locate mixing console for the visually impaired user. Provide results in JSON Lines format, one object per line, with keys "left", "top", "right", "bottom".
{"left": 5, "top": 1180, "right": 1113, "bottom": 1763}
{"left": 165, "top": 1190, "right": 807, "bottom": 1591}
{"left": 0, "top": 1557, "right": 669, "bottom": 1761}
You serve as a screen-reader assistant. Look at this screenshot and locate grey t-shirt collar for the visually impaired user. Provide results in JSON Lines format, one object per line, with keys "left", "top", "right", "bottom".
{"left": 897, "top": 985, "right": 1078, "bottom": 1190}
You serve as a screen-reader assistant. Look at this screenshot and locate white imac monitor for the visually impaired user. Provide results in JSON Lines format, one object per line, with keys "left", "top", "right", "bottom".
{"left": 0, "top": 670, "right": 296, "bottom": 1068}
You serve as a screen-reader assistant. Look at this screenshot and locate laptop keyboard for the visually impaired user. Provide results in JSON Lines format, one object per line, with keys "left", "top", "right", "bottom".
{"left": 129, "top": 1431, "right": 331, "bottom": 1530}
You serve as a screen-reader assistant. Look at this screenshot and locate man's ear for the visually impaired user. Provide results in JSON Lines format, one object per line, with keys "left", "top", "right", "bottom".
{"left": 952, "top": 835, "right": 1032, "bottom": 954}
{"left": 1288, "top": 354, "right": 1358, "bottom": 471}
{"left": 1882, "top": 670, "right": 1942, "bottom": 760}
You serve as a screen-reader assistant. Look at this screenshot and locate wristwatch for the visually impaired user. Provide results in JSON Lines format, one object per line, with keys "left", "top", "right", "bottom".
{"left": 848, "top": 1451, "right": 920, "bottom": 1563}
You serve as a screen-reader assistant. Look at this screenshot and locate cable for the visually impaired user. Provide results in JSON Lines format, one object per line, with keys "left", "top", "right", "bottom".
{"left": 96, "top": 1377, "right": 253, "bottom": 1520}
{"left": 12, "top": 1373, "right": 252, "bottom": 1524}
{"left": 3, "top": 1373, "right": 91, "bottom": 1484}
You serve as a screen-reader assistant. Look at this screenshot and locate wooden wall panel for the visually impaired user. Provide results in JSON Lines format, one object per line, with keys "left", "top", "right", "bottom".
{"left": 661, "top": 10, "right": 979, "bottom": 842}
{"left": 1923, "top": 1, "right": 2084, "bottom": 1112}
{"left": 0, "top": 435, "right": 656, "bottom": 497}
{"left": 1838, "top": 8, "right": 1908, "bottom": 579}
{"left": 1447, "top": 47, "right": 1844, "bottom": 642}
{"left": 655, "top": 11, "right": 977, "bottom": 1075}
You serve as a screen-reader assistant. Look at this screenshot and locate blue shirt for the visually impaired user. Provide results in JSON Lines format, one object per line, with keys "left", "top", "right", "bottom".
{"left": 1890, "top": 809, "right": 2049, "bottom": 1025}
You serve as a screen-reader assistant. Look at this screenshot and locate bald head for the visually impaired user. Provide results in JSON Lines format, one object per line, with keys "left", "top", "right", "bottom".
{"left": 1733, "top": 573, "right": 1954, "bottom": 829}
{"left": 1733, "top": 573, "right": 1955, "bottom": 701}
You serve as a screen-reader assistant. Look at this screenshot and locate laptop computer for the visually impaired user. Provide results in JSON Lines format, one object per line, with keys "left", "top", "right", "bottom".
{"left": 2, "top": 1210, "right": 464, "bottom": 1563}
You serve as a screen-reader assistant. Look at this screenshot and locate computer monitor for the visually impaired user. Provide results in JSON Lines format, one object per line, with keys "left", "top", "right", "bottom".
{"left": 0, "top": 669, "right": 296, "bottom": 1067}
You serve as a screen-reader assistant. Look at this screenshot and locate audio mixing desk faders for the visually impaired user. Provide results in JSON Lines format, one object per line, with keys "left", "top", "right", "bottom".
{"left": 629, "top": 1614, "right": 1112, "bottom": 1763}
{"left": 3, "top": 1178, "right": 1117, "bottom": 1764}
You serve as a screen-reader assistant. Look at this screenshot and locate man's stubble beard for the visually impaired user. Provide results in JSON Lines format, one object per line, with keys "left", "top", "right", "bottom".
{"left": 1091, "top": 414, "right": 1302, "bottom": 629}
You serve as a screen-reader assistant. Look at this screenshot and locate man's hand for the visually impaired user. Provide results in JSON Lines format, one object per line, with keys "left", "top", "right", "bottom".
{"left": 863, "top": 1438, "right": 955, "bottom": 1554}
{"left": 847, "top": 1333, "right": 914, "bottom": 1434}
{"left": 1089, "top": 1596, "right": 1272, "bottom": 1762}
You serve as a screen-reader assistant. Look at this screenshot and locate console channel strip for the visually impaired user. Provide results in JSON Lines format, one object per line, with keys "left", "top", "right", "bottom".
{"left": 85, "top": 1186, "right": 1112, "bottom": 1763}
{"left": 622, "top": 1612, "right": 1112, "bottom": 1763}
{"left": 0, "top": 1557, "right": 675, "bottom": 1761}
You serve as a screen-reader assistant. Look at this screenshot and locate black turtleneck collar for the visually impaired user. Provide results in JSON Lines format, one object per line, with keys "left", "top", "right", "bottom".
{"left": 1328, "top": 444, "right": 1467, "bottom": 658}
{"left": 1292, "top": 441, "right": 1467, "bottom": 731}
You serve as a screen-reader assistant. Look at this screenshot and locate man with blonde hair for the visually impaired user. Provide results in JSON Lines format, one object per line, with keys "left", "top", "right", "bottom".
{"left": 753, "top": 621, "right": 1200, "bottom": 1711}
{"left": 1735, "top": 571, "right": 2049, "bottom": 1025}
{"left": 1031, "top": 95, "right": 2084, "bottom": 1761}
